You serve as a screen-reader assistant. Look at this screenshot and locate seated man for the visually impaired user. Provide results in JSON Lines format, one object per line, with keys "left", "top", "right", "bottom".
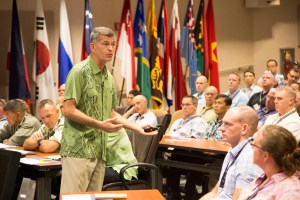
{"left": 0, "top": 99, "right": 7, "bottom": 129}
{"left": 196, "top": 86, "right": 218, "bottom": 123}
{"left": 256, "top": 88, "right": 277, "bottom": 129}
{"left": 125, "top": 95, "right": 157, "bottom": 127}
{"left": 0, "top": 99, "right": 41, "bottom": 146}
{"left": 200, "top": 106, "right": 263, "bottom": 200}
{"left": 104, "top": 128, "right": 138, "bottom": 185}
{"left": 241, "top": 70, "right": 262, "bottom": 99}
{"left": 166, "top": 95, "right": 208, "bottom": 200}
{"left": 23, "top": 99, "right": 64, "bottom": 153}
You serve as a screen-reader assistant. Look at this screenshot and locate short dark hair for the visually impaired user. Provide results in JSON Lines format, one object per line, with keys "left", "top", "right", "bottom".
{"left": 243, "top": 70, "right": 255, "bottom": 77}
{"left": 129, "top": 90, "right": 141, "bottom": 96}
{"left": 183, "top": 95, "right": 198, "bottom": 106}
{"left": 267, "top": 59, "right": 278, "bottom": 66}
{"left": 3, "top": 99, "right": 26, "bottom": 113}
{"left": 215, "top": 94, "right": 232, "bottom": 106}
{"left": 38, "top": 99, "right": 56, "bottom": 110}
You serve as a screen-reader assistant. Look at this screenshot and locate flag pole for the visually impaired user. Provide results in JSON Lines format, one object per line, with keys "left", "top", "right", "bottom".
{"left": 184, "top": 64, "right": 189, "bottom": 79}
{"left": 119, "top": 78, "right": 125, "bottom": 106}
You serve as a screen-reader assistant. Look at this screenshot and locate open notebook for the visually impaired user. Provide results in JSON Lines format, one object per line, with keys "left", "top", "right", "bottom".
{"left": 61, "top": 193, "right": 127, "bottom": 200}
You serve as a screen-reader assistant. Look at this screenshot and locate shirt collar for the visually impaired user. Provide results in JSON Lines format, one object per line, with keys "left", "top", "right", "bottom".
{"left": 88, "top": 55, "right": 108, "bottom": 76}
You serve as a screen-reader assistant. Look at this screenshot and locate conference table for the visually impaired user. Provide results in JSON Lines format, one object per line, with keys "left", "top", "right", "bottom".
{"left": 3, "top": 147, "right": 62, "bottom": 200}
{"left": 60, "top": 189, "right": 164, "bottom": 200}
{"left": 155, "top": 135, "right": 231, "bottom": 190}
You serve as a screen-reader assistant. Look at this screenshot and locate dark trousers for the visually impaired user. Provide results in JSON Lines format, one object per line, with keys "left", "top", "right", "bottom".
{"left": 103, "top": 167, "right": 120, "bottom": 185}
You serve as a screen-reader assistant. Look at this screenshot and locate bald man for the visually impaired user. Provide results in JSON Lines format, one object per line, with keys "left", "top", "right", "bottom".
{"left": 126, "top": 95, "right": 157, "bottom": 127}
{"left": 196, "top": 86, "right": 218, "bottom": 123}
{"left": 193, "top": 76, "right": 208, "bottom": 108}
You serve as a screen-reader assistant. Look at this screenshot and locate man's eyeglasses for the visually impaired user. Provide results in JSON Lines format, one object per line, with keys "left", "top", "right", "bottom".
{"left": 288, "top": 73, "right": 300, "bottom": 80}
{"left": 249, "top": 138, "right": 264, "bottom": 150}
{"left": 181, "top": 103, "right": 192, "bottom": 107}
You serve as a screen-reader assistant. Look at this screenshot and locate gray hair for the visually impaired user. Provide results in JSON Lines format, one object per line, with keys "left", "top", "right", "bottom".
{"left": 90, "top": 27, "right": 115, "bottom": 43}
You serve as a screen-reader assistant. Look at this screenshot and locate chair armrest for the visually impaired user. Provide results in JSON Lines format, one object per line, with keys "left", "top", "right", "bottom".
{"left": 119, "top": 163, "right": 159, "bottom": 190}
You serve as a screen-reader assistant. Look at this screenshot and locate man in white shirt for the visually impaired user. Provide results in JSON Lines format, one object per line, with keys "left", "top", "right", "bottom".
{"left": 193, "top": 76, "right": 208, "bottom": 108}
{"left": 241, "top": 70, "right": 262, "bottom": 98}
{"left": 264, "top": 87, "right": 300, "bottom": 142}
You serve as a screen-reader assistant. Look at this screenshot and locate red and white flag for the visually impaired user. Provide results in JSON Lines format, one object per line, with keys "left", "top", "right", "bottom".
{"left": 33, "top": 0, "right": 56, "bottom": 114}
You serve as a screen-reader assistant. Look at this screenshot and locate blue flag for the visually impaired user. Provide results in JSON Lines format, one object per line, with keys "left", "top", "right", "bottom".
{"left": 81, "top": 0, "right": 93, "bottom": 60}
{"left": 133, "top": 0, "right": 151, "bottom": 103}
{"left": 7, "top": 0, "right": 31, "bottom": 101}
{"left": 181, "top": 0, "right": 197, "bottom": 94}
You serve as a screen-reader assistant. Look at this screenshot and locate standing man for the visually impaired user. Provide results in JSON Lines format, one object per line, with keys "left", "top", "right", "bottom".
{"left": 241, "top": 70, "right": 262, "bottom": 99}
{"left": 247, "top": 71, "right": 275, "bottom": 110}
{"left": 224, "top": 73, "right": 249, "bottom": 107}
{"left": 200, "top": 106, "right": 262, "bottom": 200}
{"left": 264, "top": 87, "right": 300, "bottom": 142}
{"left": 193, "top": 76, "right": 208, "bottom": 108}
{"left": 196, "top": 86, "right": 218, "bottom": 123}
{"left": 60, "top": 27, "right": 153, "bottom": 193}
{"left": 23, "top": 99, "right": 64, "bottom": 153}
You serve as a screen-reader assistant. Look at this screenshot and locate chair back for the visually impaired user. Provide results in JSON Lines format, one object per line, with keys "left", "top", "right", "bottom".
{"left": 167, "top": 109, "right": 184, "bottom": 132}
{"left": 0, "top": 149, "right": 21, "bottom": 200}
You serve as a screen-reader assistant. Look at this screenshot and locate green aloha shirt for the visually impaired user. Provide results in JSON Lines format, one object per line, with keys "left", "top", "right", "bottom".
{"left": 60, "top": 55, "right": 117, "bottom": 160}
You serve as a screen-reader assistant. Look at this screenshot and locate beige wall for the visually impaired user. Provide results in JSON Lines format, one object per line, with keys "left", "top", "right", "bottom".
{"left": 0, "top": 0, "right": 300, "bottom": 103}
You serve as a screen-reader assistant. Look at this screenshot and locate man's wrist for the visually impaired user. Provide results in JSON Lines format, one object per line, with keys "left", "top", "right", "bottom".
{"left": 37, "top": 138, "right": 43, "bottom": 146}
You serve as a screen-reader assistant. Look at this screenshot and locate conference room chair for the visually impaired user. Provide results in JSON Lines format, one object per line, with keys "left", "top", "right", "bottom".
{"left": 0, "top": 149, "right": 22, "bottom": 200}
{"left": 166, "top": 109, "right": 184, "bottom": 132}
{"left": 102, "top": 113, "right": 171, "bottom": 191}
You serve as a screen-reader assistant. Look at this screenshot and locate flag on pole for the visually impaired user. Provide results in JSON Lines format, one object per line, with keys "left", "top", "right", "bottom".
{"left": 115, "top": 0, "right": 136, "bottom": 94}
{"left": 170, "top": 0, "right": 187, "bottom": 111}
{"left": 58, "top": 0, "right": 73, "bottom": 85}
{"left": 206, "top": 0, "right": 220, "bottom": 91}
{"left": 146, "top": 0, "right": 163, "bottom": 109}
{"left": 81, "top": 0, "right": 93, "bottom": 61}
{"left": 33, "top": 0, "right": 56, "bottom": 113}
{"left": 133, "top": 0, "right": 151, "bottom": 102}
{"left": 194, "top": 0, "right": 205, "bottom": 75}
{"left": 157, "top": 0, "right": 172, "bottom": 111}
{"left": 6, "top": 0, "right": 31, "bottom": 106}
{"left": 181, "top": 0, "right": 197, "bottom": 94}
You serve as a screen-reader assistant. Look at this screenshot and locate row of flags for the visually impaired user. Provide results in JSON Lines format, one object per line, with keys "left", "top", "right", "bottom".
{"left": 6, "top": 0, "right": 74, "bottom": 113}
{"left": 115, "top": 0, "right": 219, "bottom": 111}
{"left": 6, "top": 0, "right": 219, "bottom": 113}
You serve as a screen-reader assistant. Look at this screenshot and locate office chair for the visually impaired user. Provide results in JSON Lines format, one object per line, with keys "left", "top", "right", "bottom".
{"left": 166, "top": 110, "right": 184, "bottom": 132}
{"left": 0, "top": 149, "right": 22, "bottom": 200}
{"left": 102, "top": 113, "right": 171, "bottom": 191}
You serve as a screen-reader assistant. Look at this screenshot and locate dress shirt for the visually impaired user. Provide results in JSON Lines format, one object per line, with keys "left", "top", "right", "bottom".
{"left": 193, "top": 92, "right": 206, "bottom": 108}
{"left": 167, "top": 115, "right": 208, "bottom": 139}
{"left": 224, "top": 89, "right": 249, "bottom": 107}
{"left": 128, "top": 110, "right": 158, "bottom": 127}
{"left": 196, "top": 104, "right": 216, "bottom": 123}
{"left": 264, "top": 108, "right": 300, "bottom": 142}
{"left": 242, "top": 84, "right": 262, "bottom": 99}
{"left": 216, "top": 139, "right": 263, "bottom": 200}
{"left": 0, "top": 118, "right": 7, "bottom": 129}
{"left": 256, "top": 108, "right": 277, "bottom": 128}
{"left": 205, "top": 117, "right": 223, "bottom": 141}
{"left": 238, "top": 172, "right": 300, "bottom": 200}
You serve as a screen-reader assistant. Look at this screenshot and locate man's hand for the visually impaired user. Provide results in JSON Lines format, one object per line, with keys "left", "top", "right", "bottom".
{"left": 31, "top": 132, "right": 44, "bottom": 140}
{"left": 100, "top": 118, "right": 123, "bottom": 133}
{"left": 3, "top": 139, "right": 10, "bottom": 145}
{"left": 138, "top": 125, "right": 158, "bottom": 136}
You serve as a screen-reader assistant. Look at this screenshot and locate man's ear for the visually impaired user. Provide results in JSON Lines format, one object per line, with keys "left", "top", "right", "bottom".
{"left": 241, "top": 123, "right": 248, "bottom": 136}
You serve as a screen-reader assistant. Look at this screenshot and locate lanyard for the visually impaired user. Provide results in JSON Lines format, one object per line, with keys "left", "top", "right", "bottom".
{"left": 272, "top": 109, "right": 296, "bottom": 125}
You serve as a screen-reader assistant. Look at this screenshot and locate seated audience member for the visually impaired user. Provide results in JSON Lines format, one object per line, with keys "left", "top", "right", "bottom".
{"left": 196, "top": 86, "right": 218, "bottom": 123}
{"left": 125, "top": 95, "right": 157, "bottom": 127}
{"left": 23, "top": 99, "right": 64, "bottom": 153}
{"left": 123, "top": 89, "right": 141, "bottom": 114}
{"left": 0, "top": 99, "right": 41, "bottom": 146}
{"left": 200, "top": 106, "right": 263, "bottom": 200}
{"left": 0, "top": 99, "right": 7, "bottom": 128}
{"left": 295, "top": 91, "right": 300, "bottom": 115}
{"left": 256, "top": 88, "right": 277, "bottom": 129}
{"left": 238, "top": 125, "right": 300, "bottom": 200}
{"left": 286, "top": 68, "right": 300, "bottom": 87}
{"left": 166, "top": 95, "right": 208, "bottom": 200}
{"left": 247, "top": 71, "right": 275, "bottom": 111}
{"left": 257, "top": 59, "right": 284, "bottom": 88}
{"left": 58, "top": 84, "right": 65, "bottom": 97}
{"left": 56, "top": 84, "right": 66, "bottom": 116}
{"left": 264, "top": 87, "right": 300, "bottom": 142}
{"left": 241, "top": 70, "right": 262, "bottom": 99}
{"left": 290, "top": 82, "right": 300, "bottom": 91}
{"left": 205, "top": 94, "right": 232, "bottom": 140}
{"left": 224, "top": 72, "right": 249, "bottom": 107}
{"left": 104, "top": 128, "right": 138, "bottom": 185}
{"left": 193, "top": 76, "right": 208, "bottom": 108}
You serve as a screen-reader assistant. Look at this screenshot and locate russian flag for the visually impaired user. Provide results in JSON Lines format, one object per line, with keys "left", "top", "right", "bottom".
{"left": 58, "top": 0, "right": 73, "bottom": 85}
{"left": 6, "top": 0, "right": 31, "bottom": 105}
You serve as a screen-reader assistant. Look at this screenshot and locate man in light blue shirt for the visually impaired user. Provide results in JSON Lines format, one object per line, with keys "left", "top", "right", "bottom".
{"left": 224, "top": 73, "right": 249, "bottom": 107}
